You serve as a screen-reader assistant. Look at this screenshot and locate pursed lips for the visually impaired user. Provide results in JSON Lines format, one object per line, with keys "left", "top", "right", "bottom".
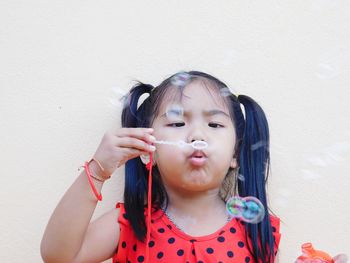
{"left": 188, "top": 150, "right": 208, "bottom": 166}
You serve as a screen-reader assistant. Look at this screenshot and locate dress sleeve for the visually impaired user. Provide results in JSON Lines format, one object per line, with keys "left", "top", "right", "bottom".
{"left": 270, "top": 215, "right": 282, "bottom": 252}
{"left": 116, "top": 202, "right": 129, "bottom": 226}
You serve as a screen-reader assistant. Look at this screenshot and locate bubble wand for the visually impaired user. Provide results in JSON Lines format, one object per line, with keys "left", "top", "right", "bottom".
{"left": 154, "top": 140, "right": 208, "bottom": 150}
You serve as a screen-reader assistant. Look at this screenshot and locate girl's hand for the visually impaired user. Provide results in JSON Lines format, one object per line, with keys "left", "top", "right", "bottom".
{"left": 91, "top": 128, "right": 156, "bottom": 178}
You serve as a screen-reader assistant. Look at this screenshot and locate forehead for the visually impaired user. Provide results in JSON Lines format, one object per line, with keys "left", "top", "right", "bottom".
{"left": 158, "top": 79, "right": 230, "bottom": 114}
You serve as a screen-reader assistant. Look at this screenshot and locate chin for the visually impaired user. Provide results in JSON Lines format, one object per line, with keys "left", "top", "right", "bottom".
{"left": 182, "top": 174, "right": 219, "bottom": 190}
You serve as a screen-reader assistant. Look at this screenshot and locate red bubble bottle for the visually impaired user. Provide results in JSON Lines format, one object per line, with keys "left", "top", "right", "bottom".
{"left": 295, "top": 242, "right": 334, "bottom": 263}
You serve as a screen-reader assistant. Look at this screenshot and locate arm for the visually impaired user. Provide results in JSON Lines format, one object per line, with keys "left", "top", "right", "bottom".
{"left": 40, "top": 162, "right": 117, "bottom": 263}
{"left": 40, "top": 128, "right": 155, "bottom": 263}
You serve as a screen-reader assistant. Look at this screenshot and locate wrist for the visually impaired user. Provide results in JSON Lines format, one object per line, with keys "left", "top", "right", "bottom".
{"left": 89, "top": 159, "right": 111, "bottom": 181}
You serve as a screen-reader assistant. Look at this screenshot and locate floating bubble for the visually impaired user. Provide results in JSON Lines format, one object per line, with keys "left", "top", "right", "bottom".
{"left": 165, "top": 104, "right": 184, "bottom": 121}
{"left": 237, "top": 173, "right": 245, "bottom": 181}
{"left": 251, "top": 140, "right": 268, "bottom": 151}
{"left": 316, "top": 63, "right": 338, "bottom": 80}
{"left": 108, "top": 87, "right": 130, "bottom": 109}
{"left": 170, "top": 72, "right": 191, "bottom": 87}
{"left": 119, "top": 92, "right": 131, "bottom": 109}
{"left": 226, "top": 196, "right": 245, "bottom": 217}
{"left": 219, "top": 87, "right": 233, "bottom": 97}
{"left": 191, "top": 140, "right": 208, "bottom": 150}
{"left": 226, "top": 196, "right": 265, "bottom": 224}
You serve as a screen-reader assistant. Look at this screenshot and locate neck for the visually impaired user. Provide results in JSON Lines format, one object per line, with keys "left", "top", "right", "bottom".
{"left": 162, "top": 186, "right": 230, "bottom": 236}
{"left": 164, "top": 186, "right": 227, "bottom": 219}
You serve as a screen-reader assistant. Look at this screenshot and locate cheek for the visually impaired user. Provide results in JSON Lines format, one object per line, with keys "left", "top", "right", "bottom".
{"left": 154, "top": 146, "right": 184, "bottom": 166}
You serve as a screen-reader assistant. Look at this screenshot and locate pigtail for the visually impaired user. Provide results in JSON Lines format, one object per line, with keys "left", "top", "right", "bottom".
{"left": 236, "top": 95, "right": 275, "bottom": 263}
{"left": 121, "top": 82, "right": 153, "bottom": 241}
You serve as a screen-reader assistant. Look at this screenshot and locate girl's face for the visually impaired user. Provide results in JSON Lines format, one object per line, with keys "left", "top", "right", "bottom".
{"left": 152, "top": 80, "right": 237, "bottom": 194}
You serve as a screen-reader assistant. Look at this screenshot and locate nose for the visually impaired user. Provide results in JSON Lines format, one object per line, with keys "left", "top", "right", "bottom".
{"left": 187, "top": 123, "right": 207, "bottom": 143}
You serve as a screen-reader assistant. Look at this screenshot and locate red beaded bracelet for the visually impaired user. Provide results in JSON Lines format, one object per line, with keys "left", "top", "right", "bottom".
{"left": 84, "top": 161, "right": 102, "bottom": 201}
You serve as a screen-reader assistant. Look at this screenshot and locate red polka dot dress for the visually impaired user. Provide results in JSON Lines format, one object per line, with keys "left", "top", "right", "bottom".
{"left": 113, "top": 203, "right": 281, "bottom": 263}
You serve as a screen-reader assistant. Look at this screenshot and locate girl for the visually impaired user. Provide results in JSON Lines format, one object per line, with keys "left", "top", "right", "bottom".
{"left": 41, "top": 71, "right": 281, "bottom": 263}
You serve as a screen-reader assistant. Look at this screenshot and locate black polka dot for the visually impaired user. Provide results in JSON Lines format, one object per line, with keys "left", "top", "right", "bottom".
{"left": 272, "top": 226, "right": 277, "bottom": 232}
{"left": 238, "top": 241, "right": 244, "bottom": 248}
{"left": 121, "top": 241, "right": 126, "bottom": 248}
{"left": 217, "top": 236, "right": 225, "bottom": 242}
{"left": 133, "top": 244, "right": 137, "bottom": 251}
{"left": 168, "top": 237, "right": 175, "bottom": 244}
{"left": 157, "top": 252, "right": 164, "bottom": 259}
{"left": 177, "top": 249, "right": 184, "bottom": 256}
{"left": 192, "top": 248, "right": 196, "bottom": 255}
{"left": 230, "top": 227, "right": 236, "bottom": 233}
{"left": 227, "top": 251, "right": 234, "bottom": 258}
{"left": 245, "top": 256, "right": 251, "bottom": 262}
{"left": 137, "top": 255, "right": 144, "bottom": 262}
{"left": 123, "top": 213, "right": 128, "bottom": 219}
{"left": 148, "top": 241, "right": 155, "bottom": 247}
{"left": 206, "top": 247, "right": 214, "bottom": 254}
{"left": 158, "top": 228, "right": 165, "bottom": 233}
{"left": 198, "top": 261, "right": 203, "bottom": 263}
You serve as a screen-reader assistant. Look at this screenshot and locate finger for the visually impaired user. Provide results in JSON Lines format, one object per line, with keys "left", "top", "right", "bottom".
{"left": 123, "top": 148, "right": 152, "bottom": 161}
{"left": 117, "top": 137, "right": 156, "bottom": 152}
{"left": 115, "top": 128, "right": 155, "bottom": 143}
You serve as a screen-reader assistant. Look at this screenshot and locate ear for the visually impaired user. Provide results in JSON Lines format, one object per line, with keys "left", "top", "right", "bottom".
{"left": 230, "top": 157, "right": 238, "bottom": 169}
{"left": 140, "top": 154, "right": 150, "bottom": 165}
{"left": 140, "top": 154, "right": 156, "bottom": 166}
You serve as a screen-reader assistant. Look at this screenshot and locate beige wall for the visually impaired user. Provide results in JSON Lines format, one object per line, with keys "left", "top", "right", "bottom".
{"left": 1, "top": 1, "right": 349, "bottom": 262}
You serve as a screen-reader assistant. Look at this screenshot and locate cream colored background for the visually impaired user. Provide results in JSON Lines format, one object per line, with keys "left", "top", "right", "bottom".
{"left": 1, "top": 1, "right": 349, "bottom": 262}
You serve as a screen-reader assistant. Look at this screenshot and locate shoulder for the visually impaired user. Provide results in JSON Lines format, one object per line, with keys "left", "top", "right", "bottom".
{"left": 115, "top": 202, "right": 130, "bottom": 226}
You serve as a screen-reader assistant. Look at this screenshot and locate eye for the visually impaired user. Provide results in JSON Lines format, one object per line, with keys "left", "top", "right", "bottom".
{"left": 208, "top": 122, "right": 224, "bottom": 128}
{"left": 167, "top": 122, "right": 185, "bottom": 127}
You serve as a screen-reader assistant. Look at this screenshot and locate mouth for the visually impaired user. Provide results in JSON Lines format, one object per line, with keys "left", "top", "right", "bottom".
{"left": 189, "top": 151, "right": 208, "bottom": 166}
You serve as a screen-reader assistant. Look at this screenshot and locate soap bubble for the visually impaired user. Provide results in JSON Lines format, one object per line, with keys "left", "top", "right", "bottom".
{"left": 251, "top": 140, "right": 268, "bottom": 151}
{"left": 170, "top": 72, "right": 191, "bottom": 88}
{"left": 237, "top": 173, "right": 245, "bottom": 182}
{"left": 220, "top": 87, "right": 233, "bottom": 97}
{"left": 316, "top": 63, "right": 338, "bottom": 80}
{"left": 191, "top": 140, "right": 208, "bottom": 150}
{"left": 109, "top": 87, "right": 130, "bottom": 109}
{"left": 226, "top": 196, "right": 265, "bottom": 224}
{"left": 119, "top": 92, "right": 131, "bottom": 110}
{"left": 165, "top": 104, "right": 184, "bottom": 121}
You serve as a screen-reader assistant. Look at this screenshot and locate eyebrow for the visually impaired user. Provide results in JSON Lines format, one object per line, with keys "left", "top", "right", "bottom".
{"left": 203, "top": 109, "right": 230, "bottom": 117}
{"left": 160, "top": 109, "right": 230, "bottom": 118}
